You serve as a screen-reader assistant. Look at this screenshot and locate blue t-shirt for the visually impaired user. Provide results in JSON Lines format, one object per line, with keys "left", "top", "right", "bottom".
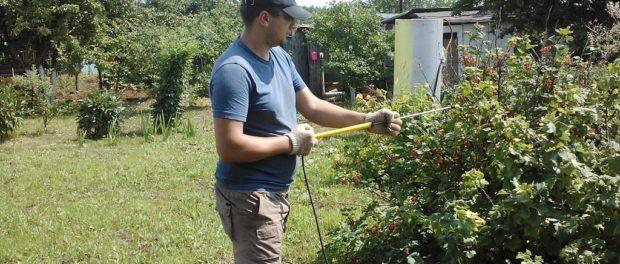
{"left": 209, "top": 38, "right": 307, "bottom": 191}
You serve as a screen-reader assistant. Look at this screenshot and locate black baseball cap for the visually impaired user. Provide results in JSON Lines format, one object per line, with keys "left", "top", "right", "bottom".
{"left": 241, "top": 0, "right": 312, "bottom": 20}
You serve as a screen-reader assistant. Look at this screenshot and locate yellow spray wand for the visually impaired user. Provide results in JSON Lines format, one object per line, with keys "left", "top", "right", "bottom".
{"left": 315, "top": 105, "right": 455, "bottom": 139}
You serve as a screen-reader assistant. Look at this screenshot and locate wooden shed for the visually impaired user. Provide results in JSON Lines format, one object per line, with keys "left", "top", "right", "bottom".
{"left": 281, "top": 25, "right": 324, "bottom": 98}
{"left": 382, "top": 8, "right": 510, "bottom": 84}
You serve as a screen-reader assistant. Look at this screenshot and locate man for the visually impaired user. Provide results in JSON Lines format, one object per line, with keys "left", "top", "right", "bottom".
{"left": 209, "top": 0, "right": 402, "bottom": 262}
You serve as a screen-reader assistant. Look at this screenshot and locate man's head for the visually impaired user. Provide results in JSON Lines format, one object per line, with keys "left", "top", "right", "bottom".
{"left": 239, "top": 0, "right": 311, "bottom": 46}
{"left": 240, "top": 0, "right": 311, "bottom": 26}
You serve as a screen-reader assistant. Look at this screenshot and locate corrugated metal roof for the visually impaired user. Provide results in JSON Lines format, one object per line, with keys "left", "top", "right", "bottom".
{"left": 378, "top": 13, "right": 400, "bottom": 21}
{"left": 381, "top": 8, "right": 492, "bottom": 25}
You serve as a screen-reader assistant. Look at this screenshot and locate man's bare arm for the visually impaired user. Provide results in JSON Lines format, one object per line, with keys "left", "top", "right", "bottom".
{"left": 213, "top": 117, "right": 291, "bottom": 163}
{"left": 295, "top": 88, "right": 366, "bottom": 128}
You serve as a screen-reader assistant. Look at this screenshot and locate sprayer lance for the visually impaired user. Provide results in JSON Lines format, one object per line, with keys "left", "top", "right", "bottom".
{"left": 398, "top": 105, "right": 454, "bottom": 121}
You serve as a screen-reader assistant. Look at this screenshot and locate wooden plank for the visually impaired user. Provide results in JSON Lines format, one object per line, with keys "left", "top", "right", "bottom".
{"left": 307, "top": 42, "right": 323, "bottom": 97}
{"left": 281, "top": 29, "right": 326, "bottom": 98}
{"left": 443, "top": 32, "right": 459, "bottom": 85}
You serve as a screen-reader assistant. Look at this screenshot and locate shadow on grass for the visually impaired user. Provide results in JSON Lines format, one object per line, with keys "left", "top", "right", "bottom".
{"left": 122, "top": 103, "right": 210, "bottom": 119}
{"left": 18, "top": 129, "right": 45, "bottom": 138}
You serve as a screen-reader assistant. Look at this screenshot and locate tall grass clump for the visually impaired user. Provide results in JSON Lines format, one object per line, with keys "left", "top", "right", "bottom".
{"left": 140, "top": 113, "right": 156, "bottom": 143}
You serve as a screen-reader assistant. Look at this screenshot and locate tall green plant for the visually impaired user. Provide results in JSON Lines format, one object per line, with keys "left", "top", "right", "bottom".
{"left": 151, "top": 29, "right": 198, "bottom": 130}
{"left": 139, "top": 113, "right": 156, "bottom": 143}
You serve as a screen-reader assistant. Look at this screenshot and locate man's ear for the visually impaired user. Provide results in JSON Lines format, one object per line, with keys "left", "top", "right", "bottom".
{"left": 257, "top": 10, "right": 271, "bottom": 27}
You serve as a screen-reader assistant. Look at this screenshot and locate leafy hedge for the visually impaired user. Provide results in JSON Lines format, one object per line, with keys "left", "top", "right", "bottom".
{"left": 326, "top": 29, "right": 619, "bottom": 263}
{"left": 77, "top": 91, "right": 125, "bottom": 139}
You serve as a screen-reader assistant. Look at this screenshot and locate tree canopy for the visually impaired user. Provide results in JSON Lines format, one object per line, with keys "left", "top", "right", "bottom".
{"left": 453, "top": 0, "right": 619, "bottom": 52}
{"left": 365, "top": 0, "right": 456, "bottom": 13}
{"left": 1, "top": 0, "right": 242, "bottom": 92}
{"left": 307, "top": 1, "right": 392, "bottom": 89}
{"left": 0, "top": 0, "right": 104, "bottom": 68}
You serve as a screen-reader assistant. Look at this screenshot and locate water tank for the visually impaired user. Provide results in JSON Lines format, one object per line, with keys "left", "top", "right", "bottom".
{"left": 393, "top": 19, "right": 444, "bottom": 101}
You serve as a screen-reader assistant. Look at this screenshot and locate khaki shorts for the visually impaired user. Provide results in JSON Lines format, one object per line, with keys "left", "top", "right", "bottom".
{"left": 214, "top": 183, "right": 291, "bottom": 264}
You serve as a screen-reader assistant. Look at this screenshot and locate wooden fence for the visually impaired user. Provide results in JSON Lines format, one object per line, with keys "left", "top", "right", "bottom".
{"left": 0, "top": 65, "right": 26, "bottom": 77}
{"left": 281, "top": 27, "right": 324, "bottom": 98}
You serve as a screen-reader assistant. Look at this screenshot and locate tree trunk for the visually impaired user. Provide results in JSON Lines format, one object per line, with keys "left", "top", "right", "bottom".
{"left": 98, "top": 69, "right": 103, "bottom": 90}
{"left": 38, "top": 64, "right": 46, "bottom": 82}
{"left": 75, "top": 63, "right": 81, "bottom": 91}
{"left": 49, "top": 68, "right": 58, "bottom": 103}
{"left": 75, "top": 73, "right": 79, "bottom": 91}
{"left": 31, "top": 69, "right": 37, "bottom": 115}
{"left": 49, "top": 49, "right": 59, "bottom": 103}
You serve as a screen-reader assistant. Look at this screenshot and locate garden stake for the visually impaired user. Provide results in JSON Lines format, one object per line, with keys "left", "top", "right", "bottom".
{"left": 302, "top": 105, "right": 456, "bottom": 264}
{"left": 315, "top": 105, "right": 456, "bottom": 139}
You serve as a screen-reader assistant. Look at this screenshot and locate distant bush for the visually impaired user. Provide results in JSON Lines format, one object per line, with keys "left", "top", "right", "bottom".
{"left": 77, "top": 91, "right": 125, "bottom": 139}
{"left": 7, "top": 69, "right": 77, "bottom": 131}
{"left": 5, "top": 70, "right": 49, "bottom": 117}
{"left": 0, "top": 89, "right": 22, "bottom": 141}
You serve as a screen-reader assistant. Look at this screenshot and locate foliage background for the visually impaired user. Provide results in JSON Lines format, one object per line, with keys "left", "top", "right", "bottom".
{"left": 453, "top": 0, "right": 620, "bottom": 59}
{"left": 307, "top": 1, "right": 392, "bottom": 90}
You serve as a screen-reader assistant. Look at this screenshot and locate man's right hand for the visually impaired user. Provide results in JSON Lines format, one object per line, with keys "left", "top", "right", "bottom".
{"left": 286, "top": 124, "right": 317, "bottom": 156}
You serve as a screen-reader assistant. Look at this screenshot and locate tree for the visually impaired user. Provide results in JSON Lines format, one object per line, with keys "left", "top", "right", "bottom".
{"left": 453, "top": 0, "right": 618, "bottom": 52}
{"left": 90, "top": 0, "right": 241, "bottom": 92}
{"left": 366, "top": 0, "right": 456, "bottom": 13}
{"left": 307, "top": 1, "right": 392, "bottom": 91}
{"left": 89, "top": 0, "right": 149, "bottom": 90}
{"left": 588, "top": 2, "right": 620, "bottom": 61}
{"left": 0, "top": 0, "right": 104, "bottom": 101}
{"left": 186, "top": 1, "right": 242, "bottom": 95}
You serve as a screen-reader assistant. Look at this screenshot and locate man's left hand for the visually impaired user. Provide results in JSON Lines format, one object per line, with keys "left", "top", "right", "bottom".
{"left": 365, "top": 108, "right": 403, "bottom": 136}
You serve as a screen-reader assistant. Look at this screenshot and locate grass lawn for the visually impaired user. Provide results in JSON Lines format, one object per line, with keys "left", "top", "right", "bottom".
{"left": 0, "top": 101, "right": 374, "bottom": 263}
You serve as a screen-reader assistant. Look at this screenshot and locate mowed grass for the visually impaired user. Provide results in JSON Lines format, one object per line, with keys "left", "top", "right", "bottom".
{"left": 0, "top": 102, "right": 374, "bottom": 263}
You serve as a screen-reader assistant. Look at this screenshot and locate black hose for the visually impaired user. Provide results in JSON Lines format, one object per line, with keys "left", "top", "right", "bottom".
{"left": 301, "top": 156, "right": 330, "bottom": 264}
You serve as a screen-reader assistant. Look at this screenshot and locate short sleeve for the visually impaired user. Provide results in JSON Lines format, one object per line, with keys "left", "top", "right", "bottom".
{"left": 210, "top": 63, "right": 252, "bottom": 122}
{"left": 287, "top": 56, "right": 307, "bottom": 92}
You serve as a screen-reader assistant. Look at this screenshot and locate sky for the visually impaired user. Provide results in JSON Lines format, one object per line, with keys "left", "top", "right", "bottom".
{"left": 297, "top": 0, "right": 351, "bottom": 8}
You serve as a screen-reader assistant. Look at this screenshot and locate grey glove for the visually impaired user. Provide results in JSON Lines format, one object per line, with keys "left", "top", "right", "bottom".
{"left": 365, "top": 108, "right": 403, "bottom": 136}
{"left": 285, "top": 124, "right": 318, "bottom": 156}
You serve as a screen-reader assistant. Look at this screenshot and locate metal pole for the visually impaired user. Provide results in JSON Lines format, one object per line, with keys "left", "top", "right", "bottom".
{"left": 320, "top": 52, "right": 325, "bottom": 97}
